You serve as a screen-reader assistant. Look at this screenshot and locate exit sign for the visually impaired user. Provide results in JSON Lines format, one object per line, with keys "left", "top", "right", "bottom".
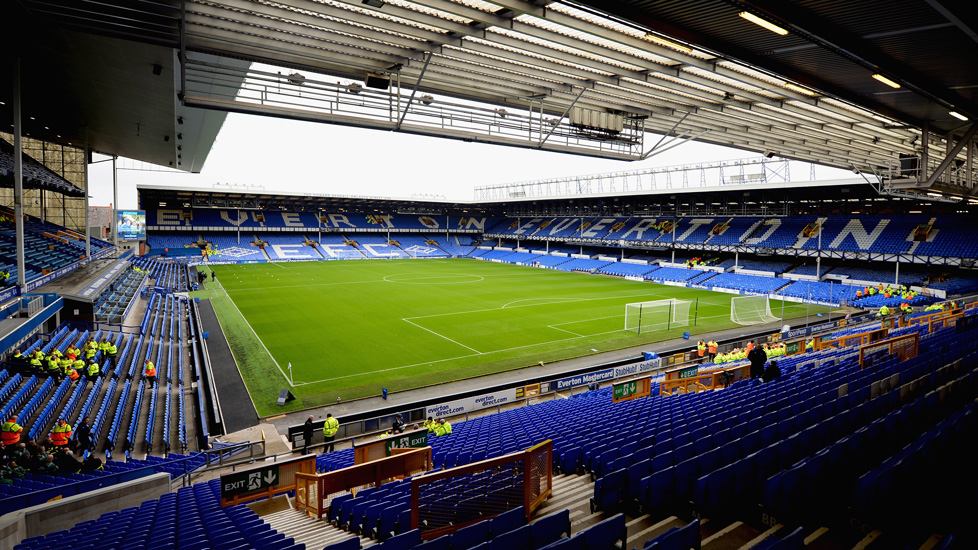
{"left": 678, "top": 365, "right": 699, "bottom": 379}
{"left": 612, "top": 377, "right": 652, "bottom": 403}
{"left": 613, "top": 380, "right": 639, "bottom": 400}
{"left": 221, "top": 465, "right": 280, "bottom": 498}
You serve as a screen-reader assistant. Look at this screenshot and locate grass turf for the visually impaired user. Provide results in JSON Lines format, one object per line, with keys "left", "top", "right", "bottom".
{"left": 193, "top": 259, "right": 831, "bottom": 416}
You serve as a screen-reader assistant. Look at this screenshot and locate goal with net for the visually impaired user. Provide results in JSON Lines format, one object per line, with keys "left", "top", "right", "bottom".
{"left": 730, "top": 295, "right": 780, "bottom": 325}
{"left": 624, "top": 299, "right": 692, "bottom": 334}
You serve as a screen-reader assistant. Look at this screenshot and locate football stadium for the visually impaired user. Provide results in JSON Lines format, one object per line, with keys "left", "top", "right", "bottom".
{"left": 1, "top": 1, "right": 977, "bottom": 549}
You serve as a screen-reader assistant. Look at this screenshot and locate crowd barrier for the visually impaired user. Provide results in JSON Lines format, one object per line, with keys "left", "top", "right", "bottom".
{"left": 295, "top": 447, "right": 432, "bottom": 519}
{"left": 411, "top": 440, "right": 552, "bottom": 540}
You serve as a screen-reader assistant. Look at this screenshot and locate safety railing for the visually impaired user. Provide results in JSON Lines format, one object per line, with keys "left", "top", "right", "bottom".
{"left": 411, "top": 440, "right": 552, "bottom": 540}
{"left": 295, "top": 446, "right": 432, "bottom": 519}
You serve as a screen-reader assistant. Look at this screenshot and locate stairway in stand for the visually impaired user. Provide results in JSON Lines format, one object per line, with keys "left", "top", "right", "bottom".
{"left": 262, "top": 506, "right": 378, "bottom": 550}
{"left": 533, "top": 474, "right": 686, "bottom": 550}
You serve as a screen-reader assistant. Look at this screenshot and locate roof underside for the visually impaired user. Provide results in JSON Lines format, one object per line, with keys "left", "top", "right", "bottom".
{"left": 1, "top": 6, "right": 234, "bottom": 172}
{"left": 137, "top": 181, "right": 965, "bottom": 218}
{"left": 5, "top": 0, "right": 977, "bottom": 174}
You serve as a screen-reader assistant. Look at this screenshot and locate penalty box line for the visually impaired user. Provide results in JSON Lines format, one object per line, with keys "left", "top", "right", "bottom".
{"left": 404, "top": 291, "right": 678, "bottom": 322}
{"left": 297, "top": 324, "right": 639, "bottom": 385}
{"left": 401, "top": 318, "right": 483, "bottom": 354}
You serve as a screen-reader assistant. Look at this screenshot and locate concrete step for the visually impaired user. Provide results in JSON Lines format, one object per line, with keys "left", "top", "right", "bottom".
{"left": 627, "top": 515, "right": 685, "bottom": 550}
{"left": 534, "top": 474, "right": 593, "bottom": 520}
{"left": 739, "top": 524, "right": 782, "bottom": 549}
{"left": 702, "top": 521, "right": 763, "bottom": 550}
{"left": 571, "top": 510, "right": 612, "bottom": 532}
{"left": 262, "top": 508, "right": 376, "bottom": 550}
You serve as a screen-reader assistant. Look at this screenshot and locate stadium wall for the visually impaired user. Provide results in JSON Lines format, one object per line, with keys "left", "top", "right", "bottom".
{"left": 0, "top": 473, "right": 171, "bottom": 544}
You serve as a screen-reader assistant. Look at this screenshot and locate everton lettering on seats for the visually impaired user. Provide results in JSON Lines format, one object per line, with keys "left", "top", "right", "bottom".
{"left": 147, "top": 209, "right": 487, "bottom": 232}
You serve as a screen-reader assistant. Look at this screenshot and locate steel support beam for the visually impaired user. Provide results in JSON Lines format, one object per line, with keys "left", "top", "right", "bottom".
{"left": 925, "top": 122, "right": 978, "bottom": 186}
{"left": 395, "top": 52, "right": 433, "bottom": 131}
{"left": 538, "top": 86, "right": 586, "bottom": 147}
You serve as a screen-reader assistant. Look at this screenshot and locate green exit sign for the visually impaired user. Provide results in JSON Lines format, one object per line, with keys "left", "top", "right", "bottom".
{"left": 678, "top": 365, "right": 699, "bottom": 379}
{"left": 613, "top": 380, "right": 639, "bottom": 399}
{"left": 785, "top": 341, "right": 801, "bottom": 355}
{"left": 385, "top": 430, "right": 428, "bottom": 456}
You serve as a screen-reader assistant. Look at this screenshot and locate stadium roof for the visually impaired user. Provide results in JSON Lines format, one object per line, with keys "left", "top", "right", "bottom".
{"left": 0, "top": 137, "right": 86, "bottom": 196}
{"left": 141, "top": 176, "right": 956, "bottom": 218}
{"left": 4, "top": 1, "right": 977, "bottom": 176}
{"left": 1, "top": 10, "right": 237, "bottom": 172}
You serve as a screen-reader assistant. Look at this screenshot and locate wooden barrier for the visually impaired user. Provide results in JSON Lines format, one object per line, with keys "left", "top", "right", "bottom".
{"left": 295, "top": 447, "right": 432, "bottom": 519}
{"left": 817, "top": 327, "right": 889, "bottom": 351}
{"left": 354, "top": 428, "right": 429, "bottom": 464}
{"left": 219, "top": 455, "right": 316, "bottom": 507}
{"left": 659, "top": 363, "right": 751, "bottom": 395}
{"left": 612, "top": 376, "right": 652, "bottom": 403}
{"left": 411, "top": 440, "right": 552, "bottom": 540}
{"left": 859, "top": 333, "right": 919, "bottom": 369}
{"left": 900, "top": 308, "right": 963, "bottom": 332}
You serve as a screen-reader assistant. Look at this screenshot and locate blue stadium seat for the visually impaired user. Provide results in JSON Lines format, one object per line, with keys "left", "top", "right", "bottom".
{"left": 382, "top": 529, "right": 421, "bottom": 550}
{"left": 414, "top": 534, "right": 451, "bottom": 550}
{"left": 491, "top": 524, "right": 532, "bottom": 550}
{"left": 581, "top": 514, "right": 625, "bottom": 550}
{"left": 451, "top": 520, "right": 491, "bottom": 550}
{"left": 325, "top": 537, "right": 362, "bottom": 550}
{"left": 530, "top": 510, "right": 570, "bottom": 549}
{"left": 490, "top": 506, "right": 526, "bottom": 537}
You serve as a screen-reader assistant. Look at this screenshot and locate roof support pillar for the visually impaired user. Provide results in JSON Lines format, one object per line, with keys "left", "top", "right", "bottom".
{"left": 113, "top": 155, "right": 119, "bottom": 249}
{"left": 84, "top": 131, "right": 91, "bottom": 259}
{"left": 920, "top": 122, "right": 929, "bottom": 182}
{"left": 967, "top": 138, "right": 974, "bottom": 193}
{"left": 13, "top": 57, "right": 26, "bottom": 289}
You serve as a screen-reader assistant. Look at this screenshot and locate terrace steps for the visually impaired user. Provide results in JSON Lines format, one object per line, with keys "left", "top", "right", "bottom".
{"left": 263, "top": 507, "right": 378, "bottom": 550}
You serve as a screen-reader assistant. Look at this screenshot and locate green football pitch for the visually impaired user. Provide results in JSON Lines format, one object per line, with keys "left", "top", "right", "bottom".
{"left": 192, "top": 259, "right": 830, "bottom": 416}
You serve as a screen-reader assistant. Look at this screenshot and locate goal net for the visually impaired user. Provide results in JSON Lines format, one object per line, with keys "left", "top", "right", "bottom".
{"left": 730, "top": 295, "right": 779, "bottom": 325}
{"left": 624, "top": 299, "right": 691, "bottom": 334}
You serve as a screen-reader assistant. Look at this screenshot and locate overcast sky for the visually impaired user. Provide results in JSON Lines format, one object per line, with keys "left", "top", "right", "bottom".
{"left": 87, "top": 111, "right": 852, "bottom": 210}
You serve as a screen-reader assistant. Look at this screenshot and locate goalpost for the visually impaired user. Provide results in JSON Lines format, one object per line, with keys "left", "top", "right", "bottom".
{"left": 624, "top": 299, "right": 692, "bottom": 334}
{"left": 730, "top": 295, "right": 780, "bottom": 325}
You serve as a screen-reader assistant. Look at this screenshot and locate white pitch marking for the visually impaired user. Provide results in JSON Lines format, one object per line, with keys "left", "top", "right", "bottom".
{"left": 409, "top": 291, "right": 675, "bottom": 320}
{"left": 215, "top": 279, "right": 293, "bottom": 386}
{"left": 548, "top": 325, "right": 583, "bottom": 337}
{"left": 297, "top": 310, "right": 738, "bottom": 386}
{"left": 401, "top": 318, "right": 482, "bottom": 354}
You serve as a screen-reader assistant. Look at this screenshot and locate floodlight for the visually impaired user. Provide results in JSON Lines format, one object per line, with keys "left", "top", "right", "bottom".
{"left": 738, "top": 12, "right": 788, "bottom": 35}
{"left": 871, "top": 74, "right": 901, "bottom": 89}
